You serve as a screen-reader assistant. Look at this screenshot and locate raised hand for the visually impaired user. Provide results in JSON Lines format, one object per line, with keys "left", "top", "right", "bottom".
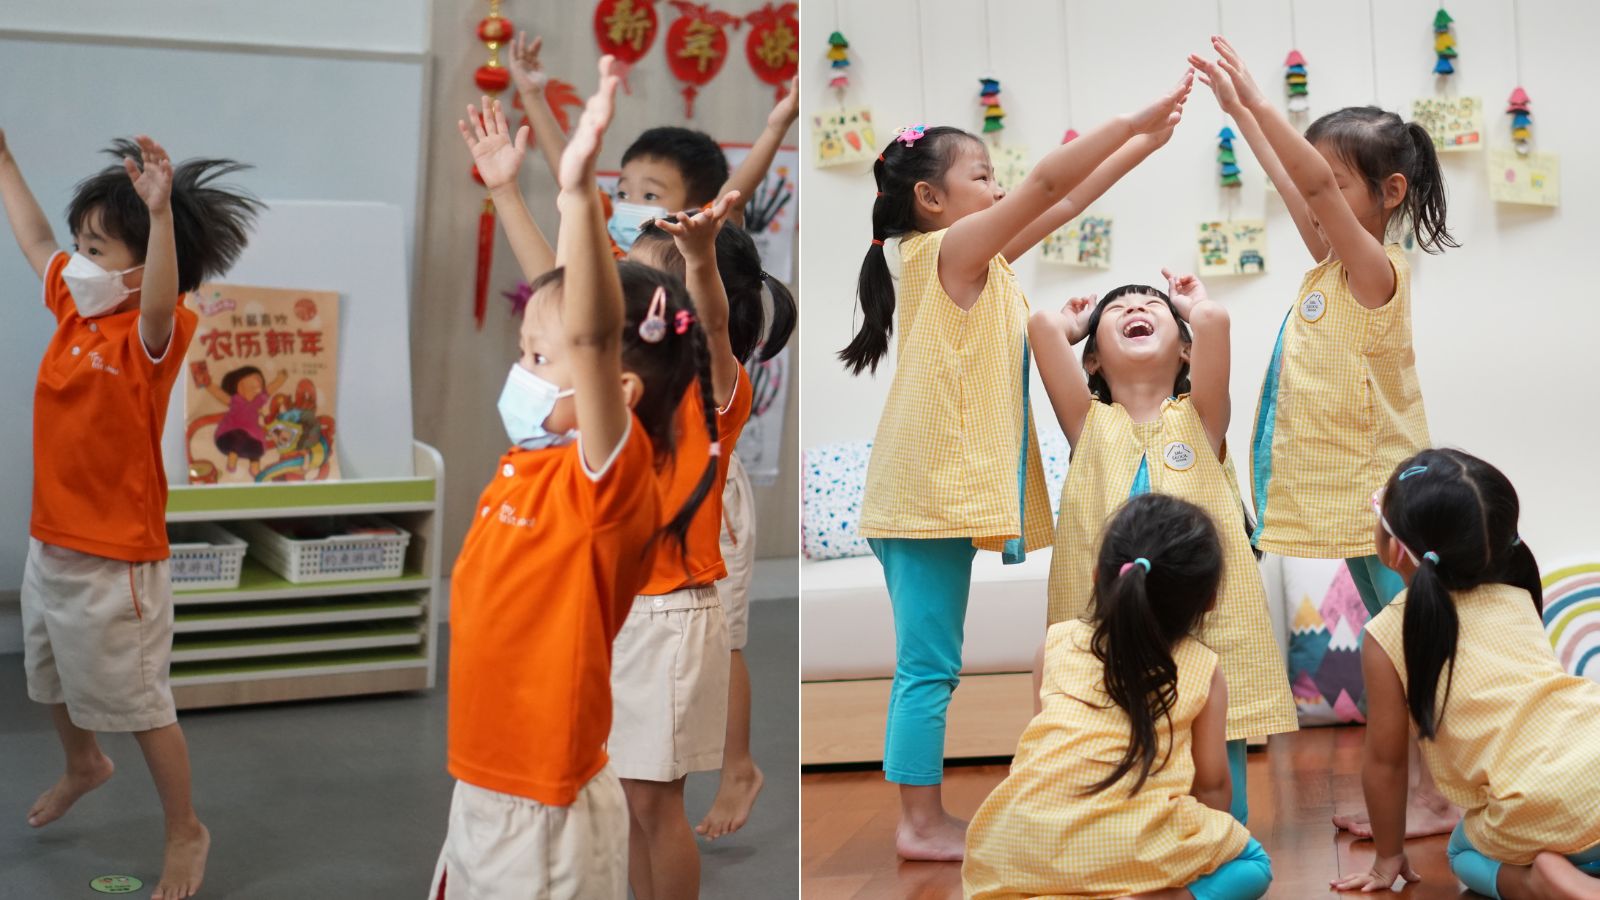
{"left": 508, "top": 32, "right": 549, "bottom": 95}
{"left": 1126, "top": 69, "right": 1194, "bottom": 136}
{"left": 768, "top": 77, "right": 799, "bottom": 130}
{"left": 124, "top": 136, "right": 173, "bottom": 214}
{"left": 1061, "top": 294, "right": 1097, "bottom": 344}
{"left": 655, "top": 190, "right": 740, "bottom": 261}
{"left": 1161, "top": 267, "right": 1207, "bottom": 320}
{"left": 1210, "top": 36, "right": 1268, "bottom": 111}
{"left": 1187, "top": 52, "right": 1244, "bottom": 116}
{"left": 556, "top": 56, "right": 621, "bottom": 193}
{"left": 458, "top": 96, "right": 529, "bottom": 191}
{"left": 1330, "top": 852, "right": 1419, "bottom": 893}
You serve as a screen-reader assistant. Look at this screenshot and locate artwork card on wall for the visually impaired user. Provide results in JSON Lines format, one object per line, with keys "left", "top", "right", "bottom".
{"left": 1196, "top": 219, "right": 1268, "bottom": 277}
{"left": 987, "top": 142, "right": 1030, "bottom": 193}
{"left": 1487, "top": 149, "right": 1560, "bottom": 207}
{"left": 811, "top": 106, "right": 878, "bottom": 168}
{"left": 184, "top": 285, "right": 340, "bottom": 485}
{"left": 1412, "top": 96, "right": 1484, "bottom": 152}
{"left": 1041, "top": 214, "right": 1113, "bottom": 269}
{"left": 742, "top": 346, "right": 790, "bottom": 486}
{"left": 723, "top": 143, "right": 798, "bottom": 282}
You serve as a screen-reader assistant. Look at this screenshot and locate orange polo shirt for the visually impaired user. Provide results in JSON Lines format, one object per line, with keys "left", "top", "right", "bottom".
{"left": 447, "top": 417, "right": 662, "bottom": 805}
{"left": 31, "top": 251, "right": 195, "bottom": 562}
{"left": 640, "top": 366, "right": 753, "bottom": 595}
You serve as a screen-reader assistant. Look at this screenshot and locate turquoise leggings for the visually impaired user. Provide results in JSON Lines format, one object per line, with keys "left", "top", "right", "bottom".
{"left": 1228, "top": 739, "right": 1249, "bottom": 824}
{"left": 869, "top": 537, "right": 977, "bottom": 786}
{"left": 1448, "top": 822, "right": 1600, "bottom": 899}
{"left": 1188, "top": 838, "right": 1273, "bottom": 900}
{"left": 1345, "top": 555, "right": 1407, "bottom": 618}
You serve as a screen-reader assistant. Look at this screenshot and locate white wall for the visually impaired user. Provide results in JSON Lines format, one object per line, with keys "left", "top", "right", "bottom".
{"left": 800, "top": 0, "right": 1600, "bottom": 565}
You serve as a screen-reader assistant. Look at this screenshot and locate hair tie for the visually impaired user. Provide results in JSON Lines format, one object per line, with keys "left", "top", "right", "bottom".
{"left": 875, "top": 191, "right": 883, "bottom": 198}
{"left": 870, "top": 239, "right": 885, "bottom": 246}
{"left": 876, "top": 153, "right": 885, "bottom": 162}
{"left": 638, "top": 286, "right": 668, "bottom": 343}
{"left": 1118, "top": 557, "right": 1151, "bottom": 577}
{"left": 1399, "top": 465, "right": 1429, "bottom": 480}
{"left": 894, "top": 124, "right": 928, "bottom": 147}
{"left": 1511, "top": 534, "right": 1522, "bottom": 547}
{"left": 673, "top": 309, "right": 694, "bottom": 335}
{"left": 1423, "top": 551, "right": 1440, "bottom": 565}
{"left": 708, "top": 441, "right": 722, "bottom": 458}
{"left": 759, "top": 270, "right": 772, "bottom": 281}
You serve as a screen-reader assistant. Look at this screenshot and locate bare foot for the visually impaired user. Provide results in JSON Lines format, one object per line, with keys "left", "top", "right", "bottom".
{"left": 1332, "top": 795, "right": 1460, "bottom": 839}
{"left": 695, "top": 762, "right": 764, "bottom": 840}
{"left": 1529, "top": 852, "right": 1600, "bottom": 900}
{"left": 896, "top": 813, "right": 968, "bottom": 861}
{"left": 27, "top": 754, "right": 114, "bottom": 827}
{"left": 151, "top": 822, "right": 209, "bottom": 900}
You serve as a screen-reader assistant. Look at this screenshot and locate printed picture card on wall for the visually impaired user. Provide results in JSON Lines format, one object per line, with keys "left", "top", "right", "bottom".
{"left": 812, "top": 106, "right": 878, "bottom": 168}
{"left": 1196, "top": 220, "right": 1267, "bottom": 277}
{"left": 1487, "top": 149, "right": 1560, "bottom": 207}
{"left": 988, "top": 142, "right": 1030, "bottom": 193}
{"left": 1412, "top": 96, "right": 1484, "bottom": 152}
{"left": 1041, "top": 214, "right": 1113, "bottom": 269}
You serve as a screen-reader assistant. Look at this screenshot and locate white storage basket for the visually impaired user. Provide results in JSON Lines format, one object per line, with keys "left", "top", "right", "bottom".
{"left": 233, "top": 517, "right": 411, "bottom": 584}
{"left": 167, "top": 522, "right": 248, "bottom": 591}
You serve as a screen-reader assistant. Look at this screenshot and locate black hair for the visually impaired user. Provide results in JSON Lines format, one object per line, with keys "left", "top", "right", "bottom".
{"left": 220, "top": 366, "right": 265, "bottom": 397}
{"left": 632, "top": 221, "right": 796, "bottom": 364}
{"left": 1084, "top": 493, "right": 1224, "bottom": 797}
{"left": 523, "top": 261, "right": 717, "bottom": 555}
{"left": 1377, "top": 448, "right": 1542, "bottom": 739}
{"left": 67, "top": 138, "right": 263, "bottom": 293}
{"left": 1081, "top": 284, "right": 1192, "bottom": 404}
{"left": 1304, "top": 107, "right": 1458, "bottom": 254}
{"left": 840, "top": 126, "right": 984, "bottom": 375}
{"left": 620, "top": 127, "right": 729, "bottom": 208}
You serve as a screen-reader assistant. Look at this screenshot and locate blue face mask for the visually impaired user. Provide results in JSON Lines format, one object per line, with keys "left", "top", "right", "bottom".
{"left": 607, "top": 200, "right": 670, "bottom": 251}
{"left": 497, "top": 363, "right": 576, "bottom": 450}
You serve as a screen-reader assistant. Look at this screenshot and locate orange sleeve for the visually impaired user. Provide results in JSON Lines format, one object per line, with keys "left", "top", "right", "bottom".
{"left": 131, "top": 298, "right": 197, "bottom": 373}
{"left": 585, "top": 414, "right": 659, "bottom": 526}
{"left": 716, "top": 364, "right": 754, "bottom": 447}
{"left": 41, "top": 251, "right": 71, "bottom": 320}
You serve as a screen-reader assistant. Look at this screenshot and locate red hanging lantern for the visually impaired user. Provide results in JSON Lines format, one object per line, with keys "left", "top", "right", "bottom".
{"left": 594, "top": 0, "right": 660, "bottom": 91}
{"left": 743, "top": 3, "right": 798, "bottom": 101}
{"left": 665, "top": 2, "right": 737, "bottom": 118}
{"left": 470, "top": 0, "right": 513, "bottom": 329}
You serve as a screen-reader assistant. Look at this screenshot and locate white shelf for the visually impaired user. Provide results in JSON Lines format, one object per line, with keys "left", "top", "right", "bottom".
{"left": 175, "top": 600, "right": 424, "bottom": 634}
{"left": 171, "top": 654, "right": 430, "bottom": 687}
{"left": 172, "top": 628, "right": 423, "bottom": 663}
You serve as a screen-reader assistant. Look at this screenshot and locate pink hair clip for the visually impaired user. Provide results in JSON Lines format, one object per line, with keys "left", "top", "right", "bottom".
{"left": 638, "top": 286, "right": 668, "bottom": 343}
{"left": 895, "top": 124, "right": 927, "bottom": 147}
{"left": 674, "top": 309, "right": 695, "bottom": 335}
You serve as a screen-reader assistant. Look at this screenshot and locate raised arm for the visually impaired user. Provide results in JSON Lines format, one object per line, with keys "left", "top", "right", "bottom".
{"left": 655, "top": 190, "right": 741, "bottom": 406}
{"left": 1210, "top": 36, "right": 1394, "bottom": 308}
{"left": 940, "top": 70, "right": 1192, "bottom": 306}
{"left": 126, "top": 137, "right": 179, "bottom": 356}
{"left": 721, "top": 78, "right": 798, "bottom": 228}
{"left": 1002, "top": 129, "right": 1171, "bottom": 264}
{"left": 0, "top": 129, "right": 60, "bottom": 280}
{"left": 555, "top": 57, "right": 630, "bottom": 472}
{"left": 1162, "top": 269, "right": 1229, "bottom": 455}
{"left": 459, "top": 95, "right": 556, "bottom": 284}
{"left": 1029, "top": 295, "right": 1096, "bottom": 445}
{"left": 508, "top": 32, "right": 569, "bottom": 182}
{"left": 1331, "top": 638, "right": 1421, "bottom": 893}
{"left": 1189, "top": 667, "right": 1233, "bottom": 814}
{"left": 1188, "top": 52, "right": 1327, "bottom": 262}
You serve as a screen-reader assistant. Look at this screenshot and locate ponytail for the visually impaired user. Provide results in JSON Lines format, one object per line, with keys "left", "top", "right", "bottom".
{"left": 1088, "top": 561, "right": 1180, "bottom": 796}
{"left": 1304, "top": 107, "right": 1458, "bottom": 257}
{"left": 755, "top": 271, "right": 797, "bottom": 362}
{"left": 1504, "top": 538, "right": 1544, "bottom": 616}
{"left": 1402, "top": 122, "right": 1458, "bottom": 254}
{"left": 839, "top": 207, "right": 895, "bottom": 375}
{"left": 1400, "top": 553, "right": 1459, "bottom": 739}
{"left": 660, "top": 325, "right": 721, "bottom": 558}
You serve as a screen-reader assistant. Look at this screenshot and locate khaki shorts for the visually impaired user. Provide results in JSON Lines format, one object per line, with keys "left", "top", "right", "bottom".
{"left": 716, "top": 452, "right": 756, "bottom": 651}
{"left": 606, "top": 586, "right": 728, "bottom": 782}
{"left": 21, "top": 538, "right": 177, "bottom": 733}
{"left": 428, "top": 766, "right": 627, "bottom": 900}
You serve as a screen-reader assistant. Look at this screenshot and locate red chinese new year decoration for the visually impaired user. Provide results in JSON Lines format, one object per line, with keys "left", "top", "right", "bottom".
{"left": 511, "top": 80, "right": 585, "bottom": 134}
{"left": 744, "top": 3, "right": 798, "bottom": 100}
{"left": 470, "top": 0, "right": 514, "bottom": 329}
{"left": 665, "top": 2, "right": 737, "bottom": 118}
{"left": 594, "top": 0, "right": 660, "bottom": 91}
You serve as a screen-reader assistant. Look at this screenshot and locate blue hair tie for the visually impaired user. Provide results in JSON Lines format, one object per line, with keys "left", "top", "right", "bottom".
{"left": 1399, "top": 465, "right": 1429, "bottom": 480}
{"left": 1423, "top": 551, "right": 1440, "bottom": 564}
{"left": 1118, "top": 557, "right": 1152, "bottom": 577}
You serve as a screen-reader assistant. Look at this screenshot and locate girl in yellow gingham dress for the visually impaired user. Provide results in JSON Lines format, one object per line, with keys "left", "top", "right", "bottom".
{"left": 1031, "top": 273, "right": 1295, "bottom": 826}
{"left": 839, "top": 75, "right": 1194, "bottom": 859}
{"left": 965, "top": 494, "right": 1272, "bottom": 900}
{"left": 1334, "top": 449, "right": 1600, "bottom": 898}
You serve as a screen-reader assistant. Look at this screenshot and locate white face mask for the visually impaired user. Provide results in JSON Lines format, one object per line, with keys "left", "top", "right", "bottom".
{"left": 62, "top": 253, "right": 142, "bottom": 318}
{"left": 497, "top": 363, "right": 576, "bottom": 450}
{"left": 607, "top": 200, "right": 670, "bottom": 252}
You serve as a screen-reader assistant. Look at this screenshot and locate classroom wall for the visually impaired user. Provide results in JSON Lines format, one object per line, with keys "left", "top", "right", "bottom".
{"left": 799, "top": 0, "right": 1600, "bottom": 564}
{"left": 412, "top": 0, "right": 800, "bottom": 568}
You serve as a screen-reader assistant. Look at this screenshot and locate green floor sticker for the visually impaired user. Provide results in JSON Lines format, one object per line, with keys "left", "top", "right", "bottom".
{"left": 90, "top": 875, "right": 143, "bottom": 893}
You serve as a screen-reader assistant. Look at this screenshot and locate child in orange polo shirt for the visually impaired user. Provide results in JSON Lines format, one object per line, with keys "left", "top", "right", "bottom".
{"left": 430, "top": 59, "right": 723, "bottom": 899}
{"left": 0, "top": 129, "right": 260, "bottom": 900}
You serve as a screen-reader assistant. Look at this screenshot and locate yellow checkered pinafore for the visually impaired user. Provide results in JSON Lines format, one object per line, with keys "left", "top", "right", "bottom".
{"left": 858, "top": 228, "right": 1052, "bottom": 554}
{"left": 963, "top": 619, "right": 1250, "bottom": 899}
{"left": 1250, "top": 245, "right": 1429, "bottom": 557}
{"left": 1366, "top": 583, "right": 1600, "bottom": 865}
{"left": 1047, "top": 397, "right": 1296, "bottom": 741}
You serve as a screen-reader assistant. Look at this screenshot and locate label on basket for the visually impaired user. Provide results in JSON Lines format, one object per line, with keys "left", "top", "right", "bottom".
{"left": 318, "top": 543, "right": 388, "bottom": 574}
{"left": 172, "top": 555, "right": 222, "bottom": 582}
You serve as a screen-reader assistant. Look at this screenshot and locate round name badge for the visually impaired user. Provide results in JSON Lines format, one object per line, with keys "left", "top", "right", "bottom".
{"left": 1163, "top": 441, "right": 1197, "bottom": 471}
{"left": 90, "top": 876, "right": 144, "bottom": 894}
{"left": 1300, "top": 290, "right": 1327, "bottom": 322}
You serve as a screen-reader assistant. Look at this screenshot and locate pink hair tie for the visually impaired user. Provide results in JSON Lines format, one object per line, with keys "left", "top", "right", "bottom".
{"left": 674, "top": 309, "right": 694, "bottom": 335}
{"left": 1119, "top": 557, "right": 1151, "bottom": 577}
{"left": 895, "top": 124, "right": 927, "bottom": 147}
{"left": 638, "top": 286, "right": 668, "bottom": 343}
{"left": 709, "top": 441, "right": 722, "bottom": 458}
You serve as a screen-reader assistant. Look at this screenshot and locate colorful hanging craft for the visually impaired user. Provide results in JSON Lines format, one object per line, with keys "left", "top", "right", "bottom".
{"left": 594, "top": 0, "right": 660, "bottom": 90}
{"left": 471, "top": 0, "right": 514, "bottom": 329}
{"left": 744, "top": 3, "right": 798, "bottom": 101}
{"left": 1285, "top": 49, "right": 1309, "bottom": 114}
{"left": 979, "top": 77, "right": 1004, "bottom": 134}
{"left": 1433, "top": 8, "right": 1457, "bottom": 76}
{"left": 826, "top": 31, "right": 850, "bottom": 93}
{"left": 665, "top": 1, "right": 737, "bottom": 119}
{"left": 1507, "top": 86, "right": 1532, "bottom": 154}
{"left": 1218, "top": 126, "right": 1241, "bottom": 187}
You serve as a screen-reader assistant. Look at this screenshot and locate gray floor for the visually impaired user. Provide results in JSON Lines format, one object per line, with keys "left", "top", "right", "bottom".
{"left": 0, "top": 598, "right": 798, "bottom": 899}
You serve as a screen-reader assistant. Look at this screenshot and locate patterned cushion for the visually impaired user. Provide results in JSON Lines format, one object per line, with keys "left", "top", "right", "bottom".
{"left": 802, "top": 442, "right": 875, "bottom": 561}
{"left": 1543, "top": 563, "right": 1600, "bottom": 684}
{"left": 1285, "top": 559, "right": 1368, "bottom": 726}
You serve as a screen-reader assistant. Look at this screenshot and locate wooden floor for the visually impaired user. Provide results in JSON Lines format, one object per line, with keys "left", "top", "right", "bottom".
{"left": 802, "top": 726, "right": 1474, "bottom": 899}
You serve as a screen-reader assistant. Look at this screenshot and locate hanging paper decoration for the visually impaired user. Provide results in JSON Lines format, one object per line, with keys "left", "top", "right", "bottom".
{"left": 594, "top": 0, "right": 660, "bottom": 89}
{"left": 1218, "top": 126, "right": 1241, "bottom": 187}
{"left": 1285, "top": 49, "right": 1309, "bottom": 114}
{"left": 1507, "top": 86, "right": 1532, "bottom": 154}
{"left": 471, "top": 0, "right": 514, "bottom": 330}
{"left": 664, "top": 1, "right": 737, "bottom": 119}
{"left": 745, "top": 3, "right": 799, "bottom": 101}
{"left": 979, "top": 77, "right": 1005, "bottom": 134}
{"left": 826, "top": 31, "right": 851, "bottom": 93}
{"left": 1433, "top": 8, "right": 1457, "bottom": 76}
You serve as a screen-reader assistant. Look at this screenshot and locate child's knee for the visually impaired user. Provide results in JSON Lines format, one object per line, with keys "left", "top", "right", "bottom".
{"left": 622, "top": 778, "right": 684, "bottom": 823}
